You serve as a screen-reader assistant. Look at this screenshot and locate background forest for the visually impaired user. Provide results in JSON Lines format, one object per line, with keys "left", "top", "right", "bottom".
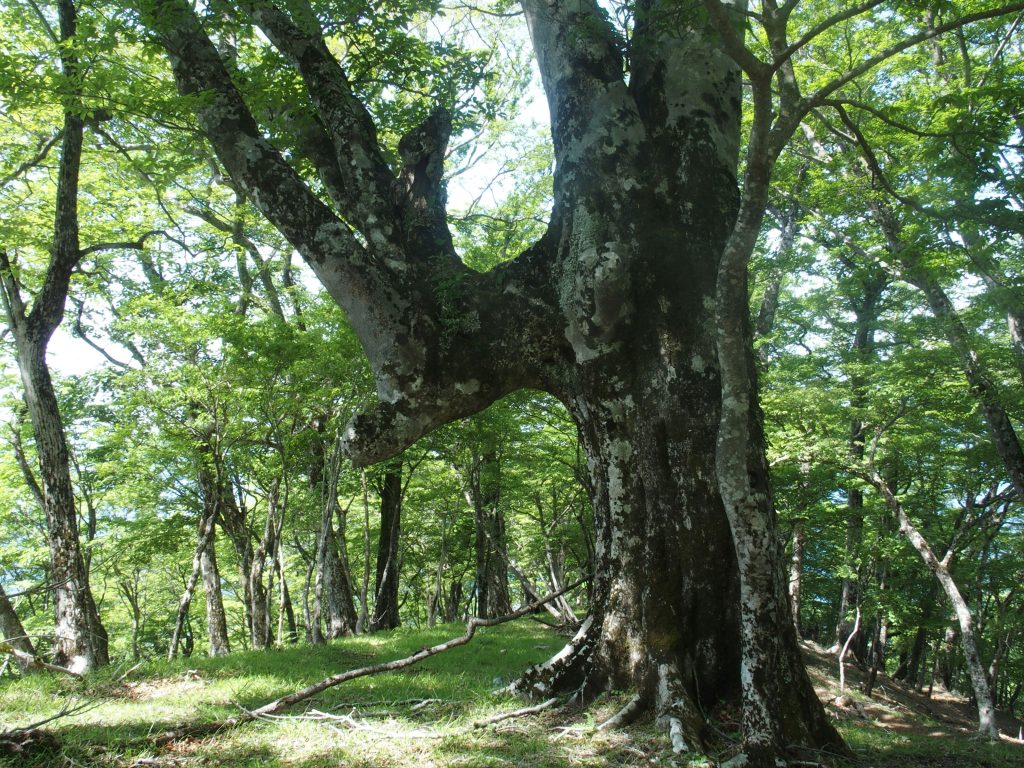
{"left": 1, "top": 0, "right": 1023, "bottom": 763}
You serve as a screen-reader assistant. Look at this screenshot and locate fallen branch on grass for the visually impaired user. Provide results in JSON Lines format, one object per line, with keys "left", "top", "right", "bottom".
{"left": 472, "top": 697, "right": 557, "bottom": 728}
{"left": 0, "top": 642, "right": 82, "bottom": 678}
{"left": 155, "top": 577, "right": 587, "bottom": 746}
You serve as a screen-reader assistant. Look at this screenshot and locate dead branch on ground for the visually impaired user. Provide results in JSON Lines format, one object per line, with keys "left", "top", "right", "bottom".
{"left": 155, "top": 578, "right": 586, "bottom": 745}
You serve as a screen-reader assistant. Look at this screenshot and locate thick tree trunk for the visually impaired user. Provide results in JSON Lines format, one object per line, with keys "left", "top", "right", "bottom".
{"left": 370, "top": 462, "right": 402, "bottom": 631}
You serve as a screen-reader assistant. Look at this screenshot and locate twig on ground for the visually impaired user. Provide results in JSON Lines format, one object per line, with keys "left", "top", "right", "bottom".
{"left": 473, "top": 697, "right": 557, "bottom": 728}
{"left": 116, "top": 661, "right": 146, "bottom": 683}
{"left": 410, "top": 698, "right": 443, "bottom": 712}
{"left": 8, "top": 699, "right": 97, "bottom": 733}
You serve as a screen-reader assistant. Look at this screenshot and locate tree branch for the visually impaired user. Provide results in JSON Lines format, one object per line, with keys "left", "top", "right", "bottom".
{"left": 236, "top": 0, "right": 397, "bottom": 235}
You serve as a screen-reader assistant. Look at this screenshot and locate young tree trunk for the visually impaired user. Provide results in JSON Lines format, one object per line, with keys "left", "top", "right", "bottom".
{"left": 467, "top": 451, "right": 511, "bottom": 619}
{"left": 276, "top": 546, "right": 297, "bottom": 645}
{"left": 788, "top": 518, "right": 806, "bottom": 637}
{"left": 833, "top": 269, "right": 886, "bottom": 656}
{"left": 894, "top": 585, "right": 936, "bottom": 685}
{"left": 216, "top": 477, "right": 256, "bottom": 645}
{"left": 313, "top": 439, "right": 357, "bottom": 640}
{"left": 201, "top": 539, "right": 231, "bottom": 656}
{"left": 0, "top": 584, "right": 36, "bottom": 673}
{"left": 370, "top": 461, "right": 402, "bottom": 631}
{"left": 169, "top": 500, "right": 219, "bottom": 659}
{"left": 870, "top": 474, "right": 999, "bottom": 738}
{"left": 0, "top": 0, "right": 109, "bottom": 674}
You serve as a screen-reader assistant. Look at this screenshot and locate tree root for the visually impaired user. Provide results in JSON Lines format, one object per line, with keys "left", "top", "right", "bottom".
{"left": 509, "top": 615, "right": 596, "bottom": 701}
{"left": 513, "top": 629, "right": 714, "bottom": 755}
{"left": 596, "top": 693, "right": 643, "bottom": 731}
{"left": 0, "top": 642, "right": 82, "bottom": 677}
{"left": 472, "top": 697, "right": 558, "bottom": 729}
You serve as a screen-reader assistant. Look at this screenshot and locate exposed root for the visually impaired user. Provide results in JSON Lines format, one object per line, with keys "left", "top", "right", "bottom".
{"left": 655, "top": 661, "right": 707, "bottom": 753}
{"left": 0, "top": 728, "right": 61, "bottom": 759}
{"left": 155, "top": 580, "right": 585, "bottom": 746}
{"left": 472, "top": 697, "right": 558, "bottom": 729}
{"left": 596, "top": 693, "right": 643, "bottom": 731}
{"left": 668, "top": 717, "right": 687, "bottom": 754}
{"left": 509, "top": 615, "right": 596, "bottom": 701}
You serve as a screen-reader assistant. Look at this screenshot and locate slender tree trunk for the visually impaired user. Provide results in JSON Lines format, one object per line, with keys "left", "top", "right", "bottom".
{"left": 370, "top": 461, "right": 402, "bottom": 631}
{"left": 894, "top": 584, "right": 937, "bottom": 685}
{"left": 870, "top": 474, "right": 999, "bottom": 737}
{"left": 0, "top": 0, "right": 108, "bottom": 674}
{"left": 313, "top": 437, "right": 357, "bottom": 640}
{"left": 0, "top": 584, "right": 36, "bottom": 673}
{"left": 357, "top": 471, "right": 371, "bottom": 634}
{"left": 201, "top": 538, "right": 230, "bottom": 656}
{"left": 217, "top": 478, "right": 255, "bottom": 645}
{"left": 276, "top": 546, "right": 297, "bottom": 644}
{"left": 169, "top": 502, "right": 218, "bottom": 660}
{"left": 788, "top": 518, "right": 805, "bottom": 637}
{"left": 467, "top": 451, "right": 511, "bottom": 619}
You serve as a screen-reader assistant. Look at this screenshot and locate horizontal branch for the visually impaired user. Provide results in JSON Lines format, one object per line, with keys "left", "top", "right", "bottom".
{"left": 77, "top": 230, "right": 163, "bottom": 258}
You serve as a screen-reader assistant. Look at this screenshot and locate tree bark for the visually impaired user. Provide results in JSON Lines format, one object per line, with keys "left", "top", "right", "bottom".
{"left": 466, "top": 450, "right": 511, "bottom": 619}
{"left": 201, "top": 537, "right": 231, "bottom": 656}
{"left": 311, "top": 430, "right": 357, "bottom": 640}
{"left": 169, "top": 498, "right": 219, "bottom": 659}
{"left": 788, "top": 518, "right": 805, "bottom": 637}
{"left": 869, "top": 473, "right": 999, "bottom": 737}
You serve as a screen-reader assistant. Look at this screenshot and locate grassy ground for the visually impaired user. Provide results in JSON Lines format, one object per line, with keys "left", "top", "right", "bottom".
{"left": 1, "top": 621, "right": 1022, "bottom": 767}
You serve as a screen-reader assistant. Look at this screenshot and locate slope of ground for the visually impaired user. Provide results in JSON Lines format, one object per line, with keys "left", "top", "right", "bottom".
{"left": 0, "top": 622, "right": 1021, "bottom": 767}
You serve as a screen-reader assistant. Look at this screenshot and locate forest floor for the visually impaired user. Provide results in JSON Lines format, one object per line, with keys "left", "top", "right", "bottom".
{"left": 1, "top": 620, "right": 1022, "bottom": 767}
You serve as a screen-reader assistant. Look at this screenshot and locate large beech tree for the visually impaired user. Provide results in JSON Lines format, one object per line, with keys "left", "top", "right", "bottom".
{"left": 142, "top": 0, "right": 1023, "bottom": 761}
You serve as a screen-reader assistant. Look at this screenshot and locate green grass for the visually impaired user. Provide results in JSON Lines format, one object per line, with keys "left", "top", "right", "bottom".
{"left": 1, "top": 623, "right": 1023, "bottom": 767}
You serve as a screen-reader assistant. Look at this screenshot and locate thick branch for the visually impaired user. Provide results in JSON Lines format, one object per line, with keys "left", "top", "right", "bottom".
{"left": 237, "top": 0, "right": 397, "bottom": 235}
{"left": 519, "top": 0, "right": 626, "bottom": 158}
{"left": 148, "top": 0, "right": 412, "bottom": 356}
